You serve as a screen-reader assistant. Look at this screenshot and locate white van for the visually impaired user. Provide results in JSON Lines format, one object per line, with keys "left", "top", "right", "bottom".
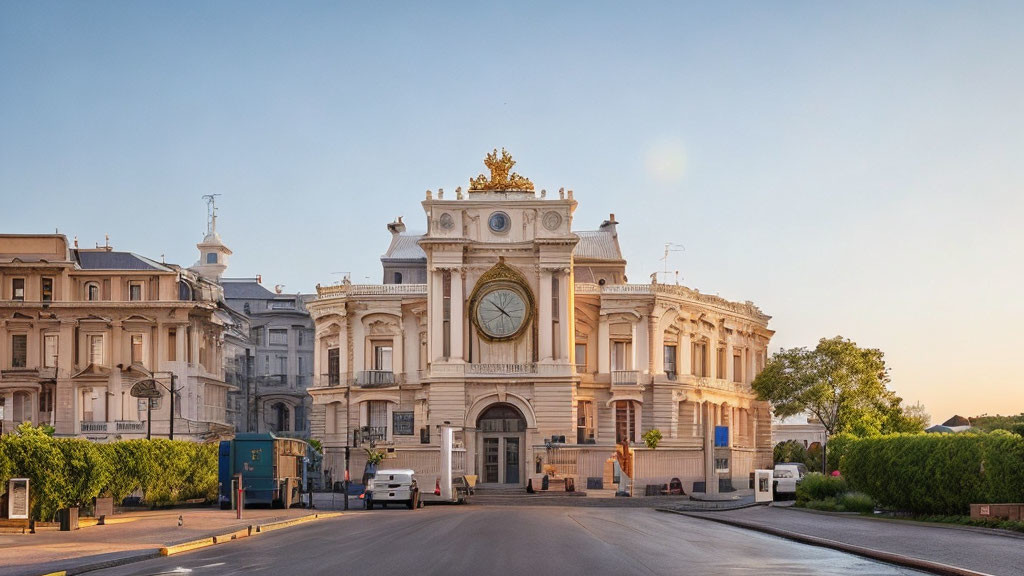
{"left": 773, "top": 463, "right": 807, "bottom": 496}
{"left": 365, "top": 469, "right": 419, "bottom": 510}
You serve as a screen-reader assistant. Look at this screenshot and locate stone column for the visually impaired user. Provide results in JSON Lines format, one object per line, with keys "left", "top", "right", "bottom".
{"left": 597, "top": 315, "right": 609, "bottom": 374}
{"left": 558, "top": 270, "right": 571, "bottom": 362}
{"left": 649, "top": 313, "right": 661, "bottom": 374}
{"left": 679, "top": 331, "right": 692, "bottom": 376}
{"left": 538, "top": 269, "right": 552, "bottom": 361}
{"left": 630, "top": 321, "right": 638, "bottom": 371}
{"left": 725, "top": 341, "right": 734, "bottom": 383}
{"left": 704, "top": 402, "right": 718, "bottom": 495}
{"left": 175, "top": 323, "right": 186, "bottom": 366}
{"left": 450, "top": 268, "right": 464, "bottom": 361}
{"left": 430, "top": 270, "right": 443, "bottom": 361}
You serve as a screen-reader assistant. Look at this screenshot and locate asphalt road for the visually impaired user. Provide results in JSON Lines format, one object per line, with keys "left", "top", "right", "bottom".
{"left": 89, "top": 506, "right": 927, "bottom": 576}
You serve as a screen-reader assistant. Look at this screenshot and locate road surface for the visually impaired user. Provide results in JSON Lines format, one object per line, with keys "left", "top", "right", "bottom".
{"left": 89, "top": 506, "right": 926, "bottom": 576}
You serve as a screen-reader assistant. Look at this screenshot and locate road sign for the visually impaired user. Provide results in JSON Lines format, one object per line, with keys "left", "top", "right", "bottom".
{"left": 130, "top": 379, "right": 162, "bottom": 399}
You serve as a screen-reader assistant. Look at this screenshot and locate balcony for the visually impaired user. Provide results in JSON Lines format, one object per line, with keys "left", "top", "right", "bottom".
{"left": 80, "top": 421, "right": 109, "bottom": 433}
{"left": 357, "top": 370, "right": 396, "bottom": 388}
{"left": 611, "top": 370, "right": 640, "bottom": 386}
{"left": 116, "top": 420, "right": 146, "bottom": 433}
{"left": 353, "top": 426, "right": 388, "bottom": 446}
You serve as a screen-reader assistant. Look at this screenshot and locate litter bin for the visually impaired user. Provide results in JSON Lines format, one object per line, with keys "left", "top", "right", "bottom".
{"left": 59, "top": 507, "right": 79, "bottom": 531}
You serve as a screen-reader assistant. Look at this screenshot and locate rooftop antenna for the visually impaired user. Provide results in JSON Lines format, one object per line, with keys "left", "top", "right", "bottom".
{"left": 202, "top": 194, "right": 222, "bottom": 236}
{"left": 657, "top": 242, "right": 685, "bottom": 284}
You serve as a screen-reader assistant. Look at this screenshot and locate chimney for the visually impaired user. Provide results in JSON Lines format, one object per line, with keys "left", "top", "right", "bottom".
{"left": 387, "top": 216, "right": 407, "bottom": 235}
{"left": 600, "top": 213, "right": 618, "bottom": 235}
{"left": 256, "top": 274, "right": 262, "bottom": 284}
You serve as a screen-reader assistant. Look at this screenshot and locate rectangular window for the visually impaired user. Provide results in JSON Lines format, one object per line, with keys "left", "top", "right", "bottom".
{"left": 41, "top": 278, "right": 53, "bottom": 302}
{"left": 664, "top": 345, "right": 677, "bottom": 377}
{"left": 269, "top": 329, "right": 288, "bottom": 346}
{"left": 615, "top": 401, "right": 636, "bottom": 443}
{"left": 131, "top": 334, "right": 144, "bottom": 365}
{"left": 612, "top": 341, "right": 628, "bottom": 371}
{"left": 88, "top": 334, "right": 104, "bottom": 365}
{"left": 576, "top": 400, "right": 595, "bottom": 444}
{"left": 249, "top": 327, "right": 263, "bottom": 345}
{"left": 276, "top": 355, "right": 287, "bottom": 375}
{"left": 717, "top": 348, "right": 726, "bottom": 379}
{"left": 328, "top": 348, "right": 340, "bottom": 385}
{"left": 129, "top": 282, "right": 143, "bottom": 301}
{"left": 11, "top": 334, "right": 27, "bottom": 367}
{"left": 367, "top": 400, "right": 388, "bottom": 441}
{"left": 43, "top": 334, "right": 58, "bottom": 368}
{"left": 733, "top": 354, "right": 743, "bottom": 383}
{"left": 263, "top": 355, "right": 270, "bottom": 375}
{"left": 373, "top": 344, "right": 393, "bottom": 371}
{"left": 297, "top": 329, "right": 307, "bottom": 347}
{"left": 12, "top": 278, "right": 25, "bottom": 301}
{"left": 691, "top": 342, "right": 708, "bottom": 377}
{"left": 442, "top": 271, "right": 451, "bottom": 358}
{"left": 575, "top": 343, "right": 587, "bottom": 371}
{"left": 167, "top": 328, "right": 176, "bottom": 361}
{"left": 552, "top": 276, "right": 560, "bottom": 359}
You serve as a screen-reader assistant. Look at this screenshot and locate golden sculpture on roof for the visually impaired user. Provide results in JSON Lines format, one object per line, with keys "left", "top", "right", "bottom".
{"left": 469, "top": 148, "right": 535, "bottom": 191}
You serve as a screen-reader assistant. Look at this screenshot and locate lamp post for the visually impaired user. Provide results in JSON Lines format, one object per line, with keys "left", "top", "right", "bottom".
{"left": 130, "top": 373, "right": 178, "bottom": 441}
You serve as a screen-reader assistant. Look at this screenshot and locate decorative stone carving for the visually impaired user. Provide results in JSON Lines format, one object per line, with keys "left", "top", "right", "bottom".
{"left": 439, "top": 212, "right": 454, "bottom": 231}
{"left": 542, "top": 210, "right": 562, "bottom": 231}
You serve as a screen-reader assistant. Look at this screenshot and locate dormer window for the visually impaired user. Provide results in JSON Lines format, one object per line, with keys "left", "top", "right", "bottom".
{"left": 206, "top": 252, "right": 217, "bottom": 264}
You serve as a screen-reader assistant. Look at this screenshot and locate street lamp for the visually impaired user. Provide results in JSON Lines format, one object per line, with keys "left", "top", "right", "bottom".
{"left": 129, "top": 373, "right": 178, "bottom": 441}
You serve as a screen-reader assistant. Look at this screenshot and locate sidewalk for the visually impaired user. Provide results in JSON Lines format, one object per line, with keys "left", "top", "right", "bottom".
{"left": 0, "top": 507, "right": 328, "bottom": 576}
{"left": 675, "top": 505, "right": 1024, "bottom": 576}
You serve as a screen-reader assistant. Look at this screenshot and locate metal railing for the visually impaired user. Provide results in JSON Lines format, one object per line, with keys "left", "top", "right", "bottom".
{"left": 116, "top": 420, "right": 146, "bottom": 433}
{"left": 80, "top": 421, "right": 109, "bottom": 433}
{"left": 611, "top": 370, "right": 640, "bottom": 386}
{"left": 353, "top": 426, "right": 388, "bottom": 446}
{"left": 358, "top": 370, "right": 396, "bottom": 388}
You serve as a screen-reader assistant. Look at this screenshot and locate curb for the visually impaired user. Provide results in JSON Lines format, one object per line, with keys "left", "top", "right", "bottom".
{"left": 779, "top": 506, "right": 1024, "bottom": 541}
{"left": 37, "top": 512, "right": 343, "bottom": 576}
{"left": 660, "top": 509, "right": 995, "bottom": 576}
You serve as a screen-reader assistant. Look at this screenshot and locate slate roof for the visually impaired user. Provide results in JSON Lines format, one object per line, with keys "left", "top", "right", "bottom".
{"left": 73, "top": 250, "right": 173, "bottom": 272}
{"left": 221, "top": 278, "right": 278, "bottom": 300}
{"left": 382, "top": 234, "right": 427, "bottom": 261}
{"left": 573, "top": 229, "right": 623, "bottom": 261}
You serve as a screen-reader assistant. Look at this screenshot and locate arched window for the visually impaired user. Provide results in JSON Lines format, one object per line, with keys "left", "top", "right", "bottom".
{"left": 85, "top": 282, "right": 100, "bottom": 301}
{"left": 206, "top": 252, "right": 217, "bottom": 264}
{"left": 394, "top": 272, "right": 403, "bottom": 284}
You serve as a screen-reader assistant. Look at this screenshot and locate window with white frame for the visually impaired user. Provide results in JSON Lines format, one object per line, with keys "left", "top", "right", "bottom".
{"left": 373, "top": 343, "right": 393, "bottom": 371}
{"left": 43, "top": 334, "right": 58, "bottom": 368}
{"left": 575, "top": 343, "right": 587, "bottom": 371}
{"left": 611, "top": 341, "right": 629, "bottom": 371}
{"left": 577, "top": 400, "right": 595, "bottom": 444}
{"left": 88, "top": 334, "right": 104, "bottom": 365}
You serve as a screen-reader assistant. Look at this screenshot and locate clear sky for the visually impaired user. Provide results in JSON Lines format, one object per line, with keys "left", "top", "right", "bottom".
{"left": 2, "top": 1, "right": 1022, "bottom": 422}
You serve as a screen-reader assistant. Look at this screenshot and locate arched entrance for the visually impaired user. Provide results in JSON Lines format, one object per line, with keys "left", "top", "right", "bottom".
{"left": 477, "top": 403, "right": 526, "bottom": 485}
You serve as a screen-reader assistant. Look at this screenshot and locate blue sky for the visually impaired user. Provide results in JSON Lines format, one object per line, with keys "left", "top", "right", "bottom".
{"left": 2, "top": 1, "right": 1022, "bottom": 420}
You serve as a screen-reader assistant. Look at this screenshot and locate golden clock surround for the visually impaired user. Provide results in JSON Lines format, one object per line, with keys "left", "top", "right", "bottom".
{"left": 468, "top": 259, "right": 535, "bottom": 342}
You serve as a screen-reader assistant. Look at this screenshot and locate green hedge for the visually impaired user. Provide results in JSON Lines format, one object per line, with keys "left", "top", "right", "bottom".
{"left": 0, "top": 424, "right": 218, "bottom": 519}
{"left": 796, "top": 472, "right": 848, "bottom": 504}
{"left": 840, "top": 432, "right": 1024, "bottom": 515}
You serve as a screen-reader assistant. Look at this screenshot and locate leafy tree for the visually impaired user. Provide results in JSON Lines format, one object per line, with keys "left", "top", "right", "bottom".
{"left": 753, "top": 336, "right": 917, "bottom": 437}
{"left": 642, "top": 428, "right": 662, "bottom": 450}
{"left": 773, "top": 440, "right": 807, "bottom": 464}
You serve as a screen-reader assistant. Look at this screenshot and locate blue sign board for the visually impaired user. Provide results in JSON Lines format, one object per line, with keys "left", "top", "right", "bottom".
{"left": 714, "top": 426, "right": 729, "bottom": 447}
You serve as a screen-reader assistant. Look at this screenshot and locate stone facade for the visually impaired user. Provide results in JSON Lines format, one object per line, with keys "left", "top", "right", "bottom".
{"left": 307, "top": 152, "right": 775, "bottom": 495}
{"left": 0, "top": 234, "right": 233, "bottom": 441}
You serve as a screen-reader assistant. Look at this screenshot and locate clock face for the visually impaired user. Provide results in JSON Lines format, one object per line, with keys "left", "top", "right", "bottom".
{"left": 475, "top": 288, "right": 527, "bottom": 339}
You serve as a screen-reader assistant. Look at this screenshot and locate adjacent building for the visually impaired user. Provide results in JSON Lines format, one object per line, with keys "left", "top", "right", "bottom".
{"left": 0, "top": 235, "right": 233, "bottom": 440}
{"left": 307, "top": 150, "right": 774, "bottom": 495}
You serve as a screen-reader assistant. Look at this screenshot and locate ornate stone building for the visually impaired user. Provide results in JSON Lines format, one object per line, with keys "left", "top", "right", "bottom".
{"left": 0, "top": 234, "right": 233, "bottom": 440}
{"left": 307, "top": 150, "right": 774, "bottom": 495}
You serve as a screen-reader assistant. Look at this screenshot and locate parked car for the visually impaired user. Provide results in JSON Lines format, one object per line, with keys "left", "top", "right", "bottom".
{"left": 365, "top": 469, "right": 419, "bottom": 510}
{"left": 772, "top": 463, "right": 807, "bottom": 497}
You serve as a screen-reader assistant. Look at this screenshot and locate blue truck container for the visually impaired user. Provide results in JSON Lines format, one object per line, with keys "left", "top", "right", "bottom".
{"left": 218, "top": 433, "right": 309, "bottom": 509}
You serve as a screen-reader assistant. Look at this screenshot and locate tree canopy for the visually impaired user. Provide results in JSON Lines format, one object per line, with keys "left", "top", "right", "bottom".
{"left": 753, "top": 336, "right": 926, "bottom": 437}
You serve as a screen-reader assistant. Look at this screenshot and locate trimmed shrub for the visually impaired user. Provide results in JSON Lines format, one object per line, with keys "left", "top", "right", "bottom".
{"left": 826, "top": 432, "right": 856, "bottom": 473}
{"left": 796, "top": 472, "right": 848, "bottom": 504}
{"left": 841, "top": 433, "right": 1024, "bottom": 515}
{"left": 839, "top": 491, "right": 875, "bottom": 513}
{"left": 3, "top": 426, "right": 218, "bottom": 518}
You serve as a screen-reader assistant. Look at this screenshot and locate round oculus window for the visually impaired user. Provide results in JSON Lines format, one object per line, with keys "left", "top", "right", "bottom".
{"left": 488, "top": 211, "right": 511, "bottom": 233}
